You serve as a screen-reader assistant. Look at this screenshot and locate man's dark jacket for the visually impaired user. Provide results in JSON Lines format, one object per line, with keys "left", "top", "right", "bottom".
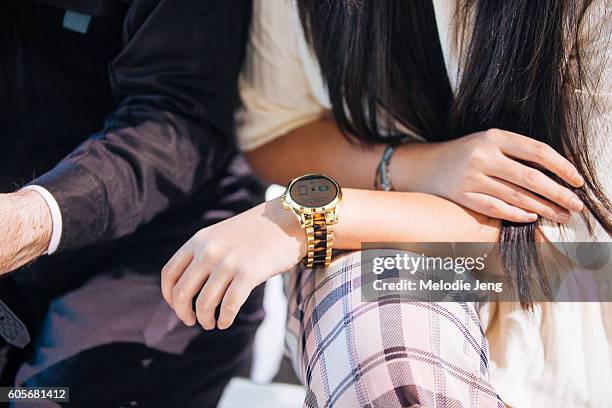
{"left": 0, "top": 0, "right": 263, "bottom": 338}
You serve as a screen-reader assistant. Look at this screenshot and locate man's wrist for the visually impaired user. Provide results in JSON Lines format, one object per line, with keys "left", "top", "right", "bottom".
{"left": 0, "top": 190, "right": 52, "bottom": 274}
{"left": 12, "top": 190, "right": 53, "bottom": 258}
{"left": 22, "top": 185, "right": 62, "bottom": 254}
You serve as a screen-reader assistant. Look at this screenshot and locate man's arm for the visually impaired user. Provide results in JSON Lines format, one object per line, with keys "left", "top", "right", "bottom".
{"left": 0, "top": 0, "right": 251, "bottom": 273}
{"left": 0, "top": 191, "right": 51, "bottom": 273}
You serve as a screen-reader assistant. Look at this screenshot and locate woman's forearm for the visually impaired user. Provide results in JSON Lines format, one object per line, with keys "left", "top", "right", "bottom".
{"left": 333, "top": 189, "right": 500, "bottom": 248}
{"left": 247, "top": 120, "right": 583, "bottom": 225}
{"left": 267, "top": 188, "right": 501, "bottom": 257}
{"left": 245, "top": 119, "right": 425, "bottom": 190}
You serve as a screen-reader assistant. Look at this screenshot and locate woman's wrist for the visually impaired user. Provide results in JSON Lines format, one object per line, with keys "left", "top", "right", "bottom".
{"left": 388, "top": 142, "right": 434, "bottom": 193}
{"left": 262, "top": 197, "right": 308, "bottom": 259}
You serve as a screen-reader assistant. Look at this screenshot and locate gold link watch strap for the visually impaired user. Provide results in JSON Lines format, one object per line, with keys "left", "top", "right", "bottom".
{"left": 303, "top": 212, "right": 334, "bottom": 268}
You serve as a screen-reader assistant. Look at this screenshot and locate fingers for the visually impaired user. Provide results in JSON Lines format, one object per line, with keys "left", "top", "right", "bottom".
{"left": 484, "top": 177, "right": 571, "bottom": 223}
{"left": 162, "top": 240, "right": 250, "bottom": 331}
{"left": 499, "top": 132, "right": 584, "bottom": 188}
{"left": 195, "top": 261, "right": 234, "bottom": 330}
{"left": 495, "top": 158, "right": 583, "bottom": 213}
{"left": 218, "top": 278, "right": 254, "bottom": 330}
{"left": 464, "top": 192, "right": 538, "bottom": 223}
{"left": 171, "top": 259, "right": 211, "bottom": 326}
{"left": 161, "top": 240, "right": 194, "bottom": 308}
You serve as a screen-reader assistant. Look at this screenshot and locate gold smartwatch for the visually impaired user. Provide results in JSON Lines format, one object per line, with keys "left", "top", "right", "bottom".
{"left": 281, "top": 174, "right": 342, "bottom": 269}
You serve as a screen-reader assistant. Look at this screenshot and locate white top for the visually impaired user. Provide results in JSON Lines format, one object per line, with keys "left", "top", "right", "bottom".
{"left": 237, "top": 0, "right": 612, "bottom": 406}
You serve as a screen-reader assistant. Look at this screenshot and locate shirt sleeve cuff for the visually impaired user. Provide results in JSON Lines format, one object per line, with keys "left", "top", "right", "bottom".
{"left": 21, "top": 185, "right": 63, "bottom": 255}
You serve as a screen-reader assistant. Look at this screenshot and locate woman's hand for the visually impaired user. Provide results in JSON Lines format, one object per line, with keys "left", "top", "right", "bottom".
{"left": 396, "top": 129, "right": 585, "bottom": 223}
{"left": 161, "top": 199, "right": 305, "bottom": 330}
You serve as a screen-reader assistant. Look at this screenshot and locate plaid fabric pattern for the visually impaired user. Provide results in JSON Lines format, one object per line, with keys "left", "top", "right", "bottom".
{"left": 286, "top": 251, "right": 506, "bottom": 408}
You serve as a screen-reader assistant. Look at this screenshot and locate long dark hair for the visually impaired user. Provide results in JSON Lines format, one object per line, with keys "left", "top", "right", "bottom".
{"left": 297, "top": 0, "right": 611, "bottom": 306}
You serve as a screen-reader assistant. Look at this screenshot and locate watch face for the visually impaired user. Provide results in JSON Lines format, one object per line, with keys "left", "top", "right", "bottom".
{"left": 290, "top": 175, "right": 338, "bottom": 208}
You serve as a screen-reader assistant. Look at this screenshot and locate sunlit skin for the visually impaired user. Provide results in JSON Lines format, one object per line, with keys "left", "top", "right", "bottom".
{"left": 247, "top": 121, "right": 584, "bottom": 222}
{"left": 162, "top": 188, "right": 514, "bottom": 330}
{"left": 162, "top": 121, "right": 586, "bottom": 331}
{"left": 0, "top": 190, "right": 51, "bottom": 275}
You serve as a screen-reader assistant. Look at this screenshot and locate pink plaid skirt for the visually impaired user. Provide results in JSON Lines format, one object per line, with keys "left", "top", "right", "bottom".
{"left": 286, "top": 251, "right": 506, "bottom": 408}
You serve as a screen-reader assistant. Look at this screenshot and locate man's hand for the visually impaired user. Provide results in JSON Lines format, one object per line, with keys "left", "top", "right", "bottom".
{"left": 0, "top": 190, "right": 52, "bottom": 275}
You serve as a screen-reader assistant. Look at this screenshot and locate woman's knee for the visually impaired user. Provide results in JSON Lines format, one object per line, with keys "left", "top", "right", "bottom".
{"left": 302, "top": 300, "right": 491, "bottom": 407}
